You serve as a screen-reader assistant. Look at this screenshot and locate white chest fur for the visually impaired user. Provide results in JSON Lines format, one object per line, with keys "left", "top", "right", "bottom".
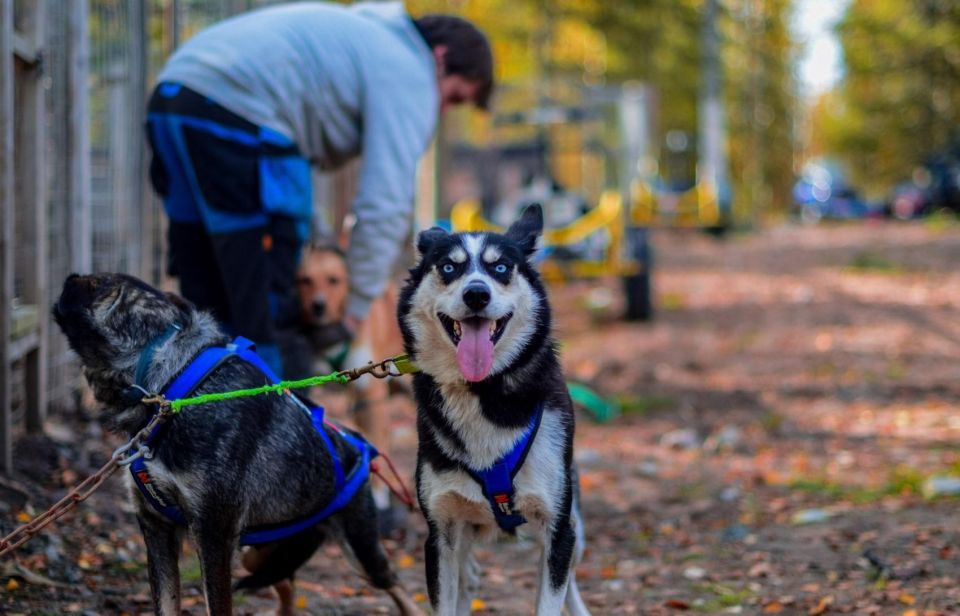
{"left": 421, "top": 404, "right": 569, "bottom": 538}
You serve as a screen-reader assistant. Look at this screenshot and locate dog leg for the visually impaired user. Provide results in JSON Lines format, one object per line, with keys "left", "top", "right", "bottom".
{"left": 336, "top": 503, "right": 426, "bottom": 616}
{"left": 534, "top": 520, "right": 578, "bottom": 616}
{"left": 274, "top": 579, "right": 295, "bottom": 616}
{"left": 138, "top": 514, "right": 183, "bottom": 616}
{"left": 564, "top": 504, "right": 591, "bottom": 615}
{"left": 194, "top": 519, "right": 238, "bottom": 615}
{"left": 456, "top": 550, "right": 480, "bottom": 616}
{"left": 425, "top": 519, "right": 471, "bottom": 616}
{"left": 240, "top": 545, "right": 297, "bottom": 616}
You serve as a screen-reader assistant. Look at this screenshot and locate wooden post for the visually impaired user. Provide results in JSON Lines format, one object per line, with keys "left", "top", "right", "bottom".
{"left": 15, "top": 0, "right": 47, "bottom": 433}
{"left": 0, "top": 0, "right": 14, "bottom": 472}
{"left": 68, "top": 0, "right": 91, "bottom": 274}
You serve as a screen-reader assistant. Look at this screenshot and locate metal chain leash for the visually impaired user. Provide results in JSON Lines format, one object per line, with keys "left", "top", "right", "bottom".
{"left": 0, "top": 408, "right": 169, "bottom": 559}
{"left": 0, "top": 354, "right": 417, "bottom": 559}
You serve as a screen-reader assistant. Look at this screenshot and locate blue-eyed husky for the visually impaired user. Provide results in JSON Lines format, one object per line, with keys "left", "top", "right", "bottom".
{"left": 398, "top": 205, "right": 591, "bottom": 615}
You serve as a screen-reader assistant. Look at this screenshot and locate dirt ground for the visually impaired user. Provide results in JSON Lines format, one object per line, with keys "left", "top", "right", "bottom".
{"left": 3, "top": 220, "right": 960, "bottom": 615}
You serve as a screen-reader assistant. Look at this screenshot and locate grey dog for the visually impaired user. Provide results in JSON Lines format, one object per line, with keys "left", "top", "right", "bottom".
{"left": 53, "top": 273, "right": 423, "bottom": 616}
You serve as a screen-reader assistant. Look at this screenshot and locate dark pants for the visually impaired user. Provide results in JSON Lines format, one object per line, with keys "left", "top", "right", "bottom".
{"left": 146, "top": 83, "right": 312, "bottom": 375}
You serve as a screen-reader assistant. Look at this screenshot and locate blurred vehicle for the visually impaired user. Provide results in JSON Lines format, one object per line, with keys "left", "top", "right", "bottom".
{"left": 885, "top": 181, "right": 931, "bottom": 220}
{"left": 923, "top": 145, "right": 960, "bottom": 213}
{"left": 792, "top": 159, "right": 877, "bottom": 224}
{"left": 883, "top": 143, "right": 960, "bottom": 219}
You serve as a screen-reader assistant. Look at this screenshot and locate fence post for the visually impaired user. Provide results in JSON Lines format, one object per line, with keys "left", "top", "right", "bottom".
{"left": 16, "top": 0, "right": 48, "bottom": 434}
{"left": 0, "top": 0, "right": 14, "bottom": 473}
{"left": 68, "top": 0, "right": 91, "bottom": 274}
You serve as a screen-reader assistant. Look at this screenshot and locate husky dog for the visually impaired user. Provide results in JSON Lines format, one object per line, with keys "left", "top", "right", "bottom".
{"left": 53, "top": 273, "right": 422, "bottom": 616}
{"left": 398, "top": 205, "right": 591, "bottom": 615}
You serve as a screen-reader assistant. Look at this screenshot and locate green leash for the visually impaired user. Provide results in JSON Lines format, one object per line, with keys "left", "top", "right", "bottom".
{"left": 151, "top": 354, "right": 419, "bottom": 414}
{"left": 168, "top": 372, "right": 349, "bottom": 412}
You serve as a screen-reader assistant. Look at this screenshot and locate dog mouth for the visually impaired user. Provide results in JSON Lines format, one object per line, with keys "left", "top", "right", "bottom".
{"left": 437, "top": 312, "right": 513, "bottom": 382}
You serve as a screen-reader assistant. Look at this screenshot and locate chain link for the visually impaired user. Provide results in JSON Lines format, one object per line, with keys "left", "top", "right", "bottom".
{"left": 0, "top": 402, "right": 176, "bottom": 559}
{"left": 0, "top": 458, "right": 120, "bottom": 559}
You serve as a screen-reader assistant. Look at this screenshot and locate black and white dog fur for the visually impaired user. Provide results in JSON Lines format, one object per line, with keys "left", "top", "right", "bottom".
{"left": 398, "top": 205, "right": 591, "bottom": 615}
{"left": 52, "top": 273, "right": 422, "bottom": 616}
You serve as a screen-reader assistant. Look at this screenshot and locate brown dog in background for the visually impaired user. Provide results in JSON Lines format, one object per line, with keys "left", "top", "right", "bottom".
{"left": 293, "top": 245, "right": 406, "bottom": 524}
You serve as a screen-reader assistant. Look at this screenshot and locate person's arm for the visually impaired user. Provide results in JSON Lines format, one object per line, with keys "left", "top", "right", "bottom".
{"left": 345, "top": 78, "right": 437, "bottom": 323}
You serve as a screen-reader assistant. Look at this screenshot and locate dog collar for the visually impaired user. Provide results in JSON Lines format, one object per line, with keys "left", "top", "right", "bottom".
{"left": 465, "top": 402, "right": 544, "bottom": 532}
{"left": 324, "top": 341, "right": 351, "bottom": 373}
{"left": 121, "top": 322, "right": 182, "bottom": 407}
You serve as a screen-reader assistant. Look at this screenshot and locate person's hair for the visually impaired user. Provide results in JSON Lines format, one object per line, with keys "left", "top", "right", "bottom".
{"left": 308, "top": 240, "right": 346, "bottom": 260}
{"left": 412, "top": 14, "right": 494, "bottom": 110}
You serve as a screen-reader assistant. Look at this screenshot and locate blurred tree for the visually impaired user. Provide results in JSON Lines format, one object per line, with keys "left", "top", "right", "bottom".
{"left": 405, "top": 0, "right": 796, "bottom": 220}
{"left": 722, "top": 0, "right": 795, "bottom": 219}
{"left": 580, "top": 0, "right": 795, "bottom": 218}
{"left": 823, "top": 0, "right": 960, "bottom": 196}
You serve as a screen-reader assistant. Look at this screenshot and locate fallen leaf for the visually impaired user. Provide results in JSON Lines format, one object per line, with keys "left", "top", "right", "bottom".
{"left": 5, "top": 578, "right": 19, "bottom": 591}
{"left": 902, "top": 610, "right": 918, "bottom": 616}
{"left": 764, "top": 601, "right": 784, "bottom": 613}
{"left": 413, "top": 592, "right": 427, "bottom": 603}
{"left": 396, "top": 553, "right": 415, "bottom": 569}
{"left": 15, "top": 512, "right": 30, "bottom": 523}
{"left": 898, "top": 593, "right": 916, "bottom": 606}
{"left": 471, "top": 598, "right": 487, "bottom": 611}
{"left": 296, "top": 580, "right": 325, "bottom": 594}
{"left": 809, "top": 595, "right": 833, "bottom": 615}
{"left": 295, "top": 596, "right": 307, "bottom": 609}
{"left": 664, "top": 598, "right": 691, "bottom": 610}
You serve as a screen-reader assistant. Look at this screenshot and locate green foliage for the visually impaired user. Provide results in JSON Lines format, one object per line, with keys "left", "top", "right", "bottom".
{"left": 407, "top": 0, "right": 796, "bottom": 221}
{"left": 823, "top": 0, "right": 960, "bottom": 195}
{"left": 846, "top": 251, "right": 902, "bottom": 273}
{"left": 613, "top": 393, "right": 676, "bottom": 415}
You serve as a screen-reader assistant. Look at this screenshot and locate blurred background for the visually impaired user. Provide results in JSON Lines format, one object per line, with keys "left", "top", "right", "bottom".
{"left": 2, "top": 1, "right": 960, "bottom": 613}
{"left": 2, "top": 0, "right": 958, "bottom": 417}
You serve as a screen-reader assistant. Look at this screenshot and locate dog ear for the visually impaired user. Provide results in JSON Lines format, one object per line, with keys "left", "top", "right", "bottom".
{"left": 505, "top": 204, "right": 543, "bottom": 258}
{"left": 415, "top": 226, "right": 449, "bottom": 257}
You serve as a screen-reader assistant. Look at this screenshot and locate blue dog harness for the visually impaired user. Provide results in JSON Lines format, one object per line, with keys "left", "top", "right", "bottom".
{"left": 464, "top": 403, "right": 544, "bottom": 532}
{"left": 128, "top": 335, "right": 376, "bottom": 545}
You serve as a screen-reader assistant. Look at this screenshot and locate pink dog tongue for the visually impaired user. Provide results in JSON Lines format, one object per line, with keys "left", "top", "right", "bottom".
{"left": 456, "top": 319, "right": 494, "bottom": 382}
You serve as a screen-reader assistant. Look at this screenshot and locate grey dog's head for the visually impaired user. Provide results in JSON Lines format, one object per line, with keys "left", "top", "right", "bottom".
{"left": 52, "top": 273, "right": 200, "bottom": 409}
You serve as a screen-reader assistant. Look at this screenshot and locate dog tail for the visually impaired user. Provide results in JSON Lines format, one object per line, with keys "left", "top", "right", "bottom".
{"left": 234, "top": 527, "right": 325, "bottom": 592}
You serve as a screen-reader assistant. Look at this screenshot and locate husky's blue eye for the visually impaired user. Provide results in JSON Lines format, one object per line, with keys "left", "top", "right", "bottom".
{"left": 441, "top": 263, "right": 455, "bottom": 274}
{"left": 494, "top": 263, "right": 508, "bottom": 274}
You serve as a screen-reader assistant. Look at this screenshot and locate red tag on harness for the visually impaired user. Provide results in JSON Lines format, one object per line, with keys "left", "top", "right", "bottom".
{"left": 494, "top": 493, "right": 512, "bottom": 514}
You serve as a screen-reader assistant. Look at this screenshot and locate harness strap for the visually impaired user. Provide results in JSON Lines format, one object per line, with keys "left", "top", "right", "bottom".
{"left": 129, "top": 336, "right": 376, "bottom": 544}
{"left": 133, "top": 323, "right": 182, "bottom": 388}
{"left": 240, "top": 417, "right": 376, "bottom": 545}
{"left": 129, "top": 456, "right": 188, "bottom": 526}
{"left": 466, "top": 403, "right": 544, "bottom": 532}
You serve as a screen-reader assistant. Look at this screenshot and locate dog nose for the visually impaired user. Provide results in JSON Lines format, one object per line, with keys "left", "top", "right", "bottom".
{"left": 463, "top": 281, "right": 491, "bottom": 311}
{"left": 312, "top": 298, "right": 327, "bottom": 318}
